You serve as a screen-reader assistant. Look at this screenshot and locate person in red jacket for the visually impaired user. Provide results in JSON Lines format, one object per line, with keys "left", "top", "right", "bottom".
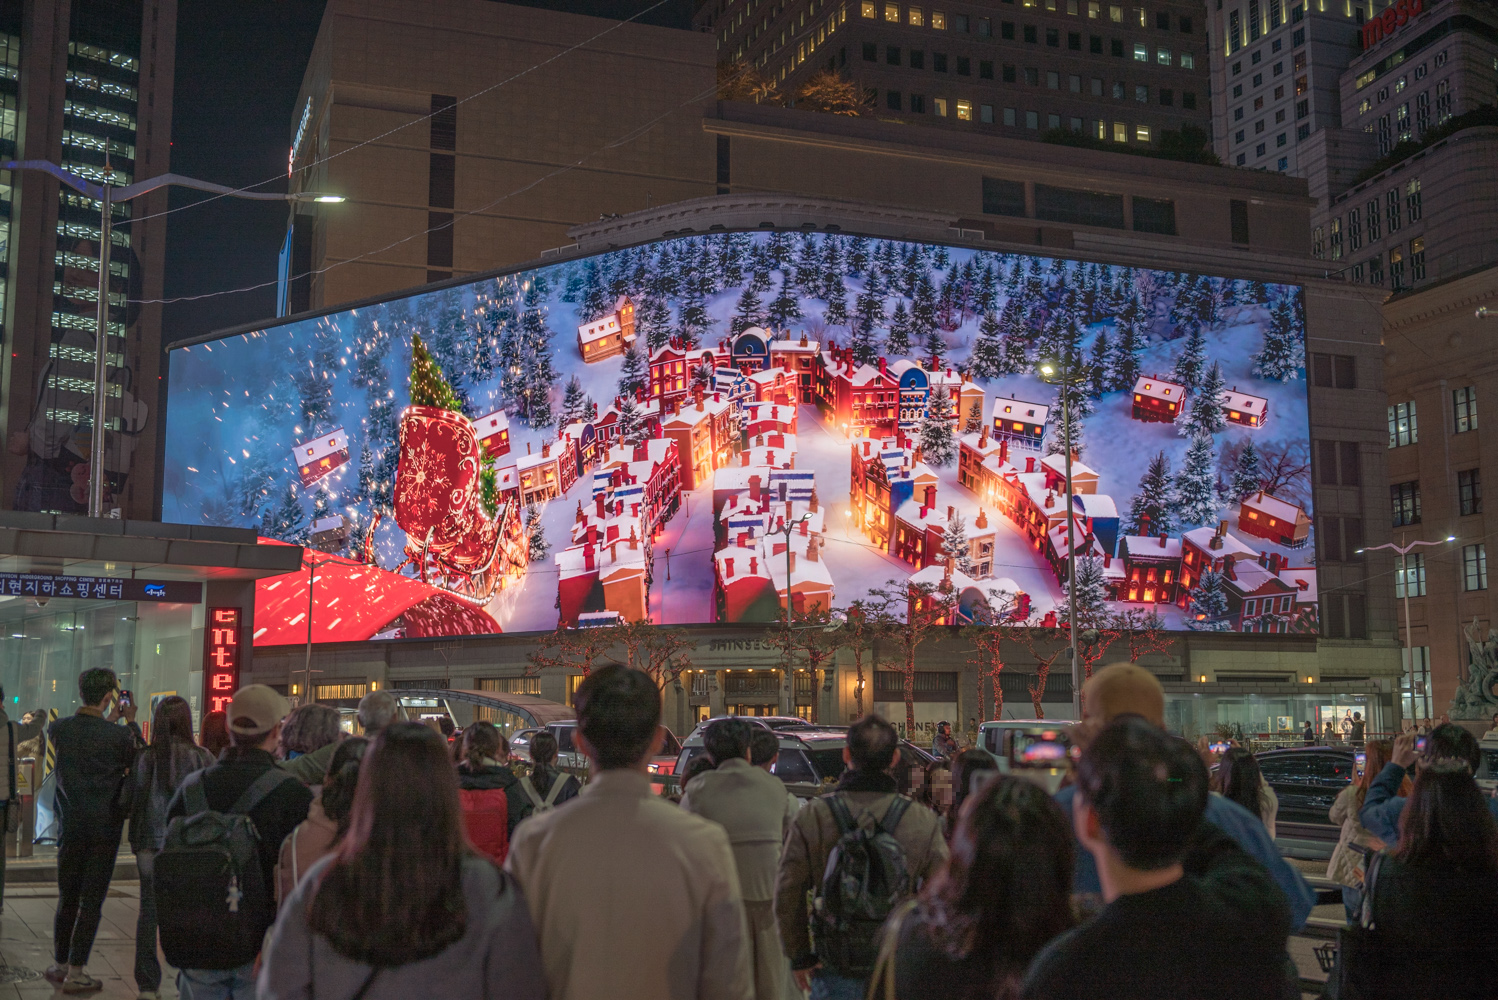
{"left": 456, "top": 721, "right": 511, "bottom": 864}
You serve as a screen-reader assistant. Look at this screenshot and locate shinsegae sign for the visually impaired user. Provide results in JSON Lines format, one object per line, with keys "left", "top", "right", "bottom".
{"left": 1362, "top": 0, "right": 1428, "bottom": 50}
{"left": 0, "top": 573, "right": 201, "bottom": 602}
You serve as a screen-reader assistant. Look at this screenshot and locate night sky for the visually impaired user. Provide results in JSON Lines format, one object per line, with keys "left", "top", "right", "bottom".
{"left": 161, "top": 0, "right": 698, "bottom": 347}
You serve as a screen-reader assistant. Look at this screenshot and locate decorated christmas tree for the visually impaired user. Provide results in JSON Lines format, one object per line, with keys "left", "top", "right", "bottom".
{"left": 963, "top": 396, "right": 985, "bottom": 435}
{"left": 943, "top": 510, "right": 975, "bottom": 574}
{"left": 1180, "top": 360, "right": 1227, "bottom": 438}
{"left": 1187, "top": 568, "right": 1230, "bottom": 622}
{"left": 409, "top": 334, "right": 463, "bottom": 412}
{"left": 1253, "top": 293, "right": 1305, "bottom": 380}
{"left": 1059, "top": 555, "right": 1109, "bottom": 623}
{"left": 1173, "top": 430, "right": 1221, "bottom": 527}
{"left": 1231, "top": 439, "right": 1263, "bottom": 502}
{"left": 525, "top": 501, "right": 548, "bottom": 562}
{"left": 617, "top": 344, "right": 647, "bottom": 399}
{"left": 919, "top": 387, "right": 958, "bottom": 467}
{"left": 1170, "top": 322, "right": 1207, "bottom": 391}
{"left": 1126, "top": 451, "right": 1175, "bottom": 536}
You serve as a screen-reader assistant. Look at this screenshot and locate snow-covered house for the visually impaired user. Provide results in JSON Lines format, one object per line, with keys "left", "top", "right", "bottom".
{"left": 1237, "top": 490, "right": 1310, "bottom": 548}
{"left": 595, "top": 437, "right": 682, "bottom": 537}
{"left": 893, "top": 500, "right": 949, "bottom": 570}
{"left": 818, "top": 347, "right": 899, "bottom": 438}
{"left": 958, "top": 426, "right": 1007, "bottom": 494}
{"left": 555, "top": 518, "right": 649, "bottom": 626}
{"left": 749, "top": 366, "right": 797, "bottom": 406}
{"left": 1073, "top": 493, "right": 1120, "bottom": 556}
{"left": 769, "top": 333, "right": 820, "bottom": 402}
{"left": 1179, "top": 522, "right": 1259, "bottom": 598}
{"left": 928, "top": 367, "right": 984, "bottom": 432}
{"left": 661, "top": 395, "right": 717, "bottom": 490}
{"left": 293, "top": 428, "right": 350, "bottom": 488}
{"left": 516, "top": 442, "right": 563, "bottom": 505}
{"left": 715, "top": 544, "right": 777, "bottom": 622}
{"left": 906, "top": 562, "right": 1030, "bottom": 625}
{"left": 1217, "top": 553, "right": 1297, "bottom": 632}
{"left": 850, "top": 437, "right": 938, "bottom": 552}
{"left": 743, "top": 400, "right": 797, "bottom": 437}
{"left": 713, "top": 366, "right": 755, "bottom": 411}
{"left": 1131, "top": 375, "right": 1186, "bottom": 423}
{"left": 889, "top": 359, "right": 929, "bottom": 432}
{"left": 1222, "top": 386, "right": 1270, "bottom": 428}
{"left": 742, "top": 432, "right": 797, "bottom": 470}
{"left": 650, "top": 343, "right": 718, "bottom": 405}
{"left": 1043, "top": 512, "right": 1108, "bottom": 585}
{"left": 990, "top": 396, "right": 1049, "bottom": 451}
{"left": 1273, "top": 564, "right": 1318, "bottom": 633}
{"left": 575, "top": 295, "right": 636, "bottom": 362}
{"left": 492, "top": 464, "right": 519, "bottom": 506}
{"left": 474, "top": 409, "right": 511, "bottom": 459}
{"left": 1040, "top": 452, "right": 1100, "bottom": 495}
{"left": 765, "top": 531, "right": 835, "bottom": 615}
{"left": 728, "top": 328, "right": 770, "bottom": 372}
{"left": 1118, "top": 534, "right": 1184, "bottom": 605}
{"left": 966, "top": 508, "right": 999, "bottom": 578}
{"left": 559, "top": 420, "right": 597, "bottom": 477}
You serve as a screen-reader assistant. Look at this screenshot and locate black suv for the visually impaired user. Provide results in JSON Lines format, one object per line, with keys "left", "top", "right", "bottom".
{"left": 1254, "top": 746, "right": 1357, "bottom": 825}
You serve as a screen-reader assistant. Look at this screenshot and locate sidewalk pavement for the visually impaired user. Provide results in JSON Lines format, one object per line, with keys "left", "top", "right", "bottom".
{"left": 0, "top": 881, "right": 178, "bottom": 999}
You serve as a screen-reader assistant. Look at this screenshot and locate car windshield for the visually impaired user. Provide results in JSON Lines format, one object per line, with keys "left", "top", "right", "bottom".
{"left": 551, "top": 725, "right": 575, "bottom": 753}
{"left": 1012, "top": 730, "right": 1071, "bottom": 766}
{"left": 806, "top": 748, "right": 847, "bottom": 782}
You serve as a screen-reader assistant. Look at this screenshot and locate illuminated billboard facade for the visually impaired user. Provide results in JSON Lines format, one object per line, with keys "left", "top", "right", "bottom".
{"left": 163, "top": 231, "right": 1316, "bottom": 641}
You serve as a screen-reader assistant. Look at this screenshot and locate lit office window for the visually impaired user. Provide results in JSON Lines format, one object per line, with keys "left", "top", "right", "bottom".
{"left": 1454, "top": 386, "right": 1478, "bottom": 434}
{"left": 1394, "top": 552, "right": 1426, "bottom": 598}
{"left": 1387, "top": 401, "right": 1418, "bottom": 448}
{"left": 1135, "top": 124, "right": 1151, "bottom": 141}
{"left": 957, "top": 99, "right": 972, "bottom": 119}
{"left": 1464, "top": 544, "right": 1488, "bottom": 591}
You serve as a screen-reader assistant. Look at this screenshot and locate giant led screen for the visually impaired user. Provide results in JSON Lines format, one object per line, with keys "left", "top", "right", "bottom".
{"left": 163, "top": 232, "right": 1317, "bottom": 643}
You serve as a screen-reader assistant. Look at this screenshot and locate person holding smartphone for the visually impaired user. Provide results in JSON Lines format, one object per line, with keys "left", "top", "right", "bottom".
{"left": 1326, "top": 740, "right": 1405, "bottom": 921}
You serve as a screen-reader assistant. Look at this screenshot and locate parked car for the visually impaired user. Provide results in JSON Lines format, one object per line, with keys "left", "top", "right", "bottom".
{"left": 543, "top": 720, "right": 682, "bottom": 775}
{"left": 977, "top": 720, "right": 1078, "bottom": 795}
{"left": 683, "top": 715, "right": 817, "bottom": 742}
{"left": 1253, "top": 746, "right": 1356, "bottom": 825}
{"left": 1478, "top": 735, "right": 1498, "bottom": 797}
{"left": 673, "top": 727, "right": 935, "bottom": 799}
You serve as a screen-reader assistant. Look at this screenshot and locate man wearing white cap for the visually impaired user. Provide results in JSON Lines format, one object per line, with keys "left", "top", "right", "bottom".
{"left": 164, "top": 686, "right": 311, "bottom": 1000}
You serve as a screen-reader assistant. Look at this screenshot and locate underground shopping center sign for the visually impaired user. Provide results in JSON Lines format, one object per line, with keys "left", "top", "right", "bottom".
{"left": 0, "top": 572, "right": 201, "bottom": 602}
{"left": 204, "top": 607, "right": 243, "bottom": 714}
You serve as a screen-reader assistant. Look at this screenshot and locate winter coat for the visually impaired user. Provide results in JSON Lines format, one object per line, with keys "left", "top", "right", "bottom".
{"left": 1325, "top": 783, "right": 1383, "bottom": 889}
{"left": 276, "top": 794, "right": 339, "bottom": 908}
{"left": 775, "top": 768, "right": 949, "bottom": 971}
{"left": 259, "top": 853, "right": 546, "bottom": 1000}
{"left": 506, "top": 768, "right": 752, "bottom": 1000}
{"left": 128, "top": 738, "right": 216, "bottom": 852}
{"left": 457, "top": 763, "right": 512, "bottom": 865}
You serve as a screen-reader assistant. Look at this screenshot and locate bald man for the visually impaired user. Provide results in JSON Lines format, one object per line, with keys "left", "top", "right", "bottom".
{"left": 1057, "top": 664, "right": 1315, "bottom": 930}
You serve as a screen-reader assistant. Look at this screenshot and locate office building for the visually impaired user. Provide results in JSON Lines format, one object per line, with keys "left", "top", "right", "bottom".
{"left": 0, "top": 0, "right": 176, "bottom": 519}
{"left": 1379, "top": 266, "right": 1498, "bottom": 721}
{"left": 694, "top": 0, "right": 1212, "bottom": 146}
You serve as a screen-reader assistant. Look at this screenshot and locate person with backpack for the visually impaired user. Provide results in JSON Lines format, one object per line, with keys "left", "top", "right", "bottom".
{"left": 456, "top": 721, "right": 514, "bottom": 865}
{"left": 129, "top": 696, "right": 215, "bottom": 1000}
{"left": 258, "top": 723, "right": 546, "bottom": 1000}
{"left": 775, "top": 714, "right": 948, "bottom": 1000}
{"left": 681, "top": 718, "right": 799, "bottom": 1000}
{"left": 159, "top": 685, "right": 311, "bottom": 1000}
{"left": 46, "top": 667, "right": 144, "bottom": 994}
{"left": 506, "top": 664, "right": 751, "bottom": 1000}
{"left": 518, "top": 730, "right": 579, "bottom": 823}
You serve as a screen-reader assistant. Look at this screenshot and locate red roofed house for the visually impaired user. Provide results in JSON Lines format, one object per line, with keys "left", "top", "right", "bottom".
{"left": 818, "top": 346, "right": 899, "bottom": 437}
{"left": 1118, "top": 533, "right": 1183, "bottom": 605}
{"left": 576, "top": 295, "right": 636, "bottom": 362}
{"left": 1131, "top": 375, "right": 1186, "bottom": 423}
{"left": 650, "top": 342, "right": 718, "bottom": 407}
{"left": 1222, "top": 386, "right": 1270, "bottom": 428}
{"left": 1238, "top": 490, "right": 1311, "bottom": 548}
{"left": 474, "top": 409, "right": 511, "bottom": 459}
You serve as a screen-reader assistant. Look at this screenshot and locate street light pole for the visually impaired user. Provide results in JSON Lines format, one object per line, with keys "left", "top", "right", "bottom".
{"left": 1358, "top": 533, "right": 1454, "bottom": 727}
{"left": 1040, "top": 357, "right": 1083, "bottom": 720}
{"left": 775, "top": 512, "right": 813, "bottom": 714}
{"left": 2, "top": 160, "right": 344, "bottom": 517}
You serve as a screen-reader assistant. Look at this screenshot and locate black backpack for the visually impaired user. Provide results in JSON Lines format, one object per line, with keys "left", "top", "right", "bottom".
{"left": 154, "top": 768, "right": 297, "bottom": 970}
{"left": 811, "top": 794, "right": 912, "bottom": 977}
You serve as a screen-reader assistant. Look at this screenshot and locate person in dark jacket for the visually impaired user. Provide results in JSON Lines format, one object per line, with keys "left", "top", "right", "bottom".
{"left": 519, "top": 730, "right": 579, "bottom": 818}
{"left": 1022, "top": 717, "right": 1292, "bottom": 1000}
{"left": 877, "top": 776, "right": 1074, "bottom": 1000}
{"left": 1359, "top": 724, "right": 1498, "bottom": 844}
{"left": 0, "top": 691, "right": 45, "bottom": 913}
{"left": 165, "top": 686, "right": 311, "bottom": 1000}
{"left": 1358, "top": 761, "right": 1498, "bottom": 994}
{"left": 258, "top": 724, "right": 545, "bottom": 1000}
{"left": 456, "top": 721, "right": 515, "bottom": 863}
{"left": 46, "top": 667, "right": 143, "bottom": 993}
{"left": 129, "top": 696, "right": 214, "bottom": 1000}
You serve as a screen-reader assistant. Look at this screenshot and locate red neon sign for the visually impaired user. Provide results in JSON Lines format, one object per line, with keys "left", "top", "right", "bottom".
{"left": 1362, "top": 0, "right": 1425, "bottom": 50}
{"left": 204, "top": 607, "right": 242, "bottom": 714}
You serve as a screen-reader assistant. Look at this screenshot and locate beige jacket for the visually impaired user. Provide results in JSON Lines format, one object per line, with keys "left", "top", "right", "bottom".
{"left": 680, "top": 758, "right": 799, "bottom": 902}
{"left": 774, "top": 771, "right": 948, "bottom": 970}
{"left": 507, "top": 769, "right": 752, "bottom": 1000}
{"left": 1326, "top": 783, "right": 1383, "bottom": 888}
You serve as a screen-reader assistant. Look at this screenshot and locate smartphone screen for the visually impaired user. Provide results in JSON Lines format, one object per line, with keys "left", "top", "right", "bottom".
{"left": 1355, "top": 752, "right": 1366, "bottom": 777}
{"left": 1416, "top": 736, "right": 1429, "bottom": 752}
{"left": 1209, "top": 741, "right": 1231, "bottom": 754}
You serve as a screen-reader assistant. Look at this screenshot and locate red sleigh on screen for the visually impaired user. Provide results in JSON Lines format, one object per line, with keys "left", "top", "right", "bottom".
{"left": 390, "top": 405, "right": 527, "bottom": 605}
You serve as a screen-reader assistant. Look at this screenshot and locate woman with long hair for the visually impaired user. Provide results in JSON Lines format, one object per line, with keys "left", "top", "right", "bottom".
{"left": 276, "top": 737, "right": 369, "bottom": 907}
{"left": 1361, "top": 762, "right": 1498, "bottom": 993}
{"left": 128, "top": 696, "right": 214, "bottom": 1000}
{"left": 1326, "top": 739, "right": 1407, "bottom": 920}
{"left": 258, "top": 723, "right": 545, "bottom": 1000}
{"left": 519, "top": 729, "right": 579, "bottom": 817}
{"left": 870, "top": 775, "right": 1076, "bottom": 1000}
{"left": 198, "top": 710, "right": 230, "bottom": 757}
{"left": 456, "top": 720, "right": 517, "bottom": 864}
{"left": 1215, "top": 747, "right": 1278, "bottom": 838}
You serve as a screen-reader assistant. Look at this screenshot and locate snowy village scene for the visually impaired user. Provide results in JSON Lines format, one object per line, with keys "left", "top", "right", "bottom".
{"left": 163, "top": 230, "right": 1318, "bottom": 644}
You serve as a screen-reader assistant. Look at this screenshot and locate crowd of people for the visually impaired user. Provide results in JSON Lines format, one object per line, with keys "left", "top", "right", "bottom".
{"left": 29, "top": 662, "right": 1498, "bottom": 999}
